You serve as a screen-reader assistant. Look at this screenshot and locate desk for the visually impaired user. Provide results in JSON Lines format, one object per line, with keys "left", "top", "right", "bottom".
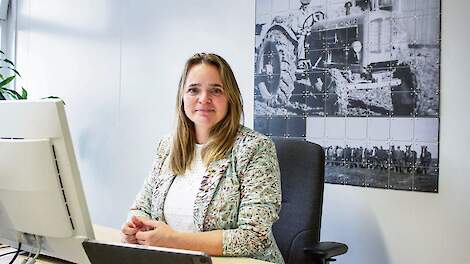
{"left": 0, "top": 225, "right": 271, "bottom": 264}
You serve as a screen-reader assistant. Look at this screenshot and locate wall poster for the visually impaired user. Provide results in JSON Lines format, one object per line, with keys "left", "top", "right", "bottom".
{"left": 254, "top": 0, "right": 441, "bottom": 192}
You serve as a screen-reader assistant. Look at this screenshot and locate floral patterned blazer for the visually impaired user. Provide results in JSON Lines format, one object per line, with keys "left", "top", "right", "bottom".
{"left": 131, "top": 126, "right": 284, "bottom": 264}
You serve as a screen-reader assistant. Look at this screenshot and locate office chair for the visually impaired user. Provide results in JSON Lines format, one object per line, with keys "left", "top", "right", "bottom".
{"left": 271, "top": 138, "right": 348, "bottom": 264}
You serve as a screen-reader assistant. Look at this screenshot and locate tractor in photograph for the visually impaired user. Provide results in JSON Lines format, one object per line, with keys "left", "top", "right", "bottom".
{"left": 255, "top": 2, "right": 416, "bottom": 116}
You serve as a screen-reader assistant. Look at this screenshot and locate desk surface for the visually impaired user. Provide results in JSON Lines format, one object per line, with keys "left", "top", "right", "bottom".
{"left": 0, "top": 225, "right": 271, "bottom": 264}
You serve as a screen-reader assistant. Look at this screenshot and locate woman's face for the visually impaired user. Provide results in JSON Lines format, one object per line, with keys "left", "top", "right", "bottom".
{"left": 183, "top": 63, "right": 229, "bottom": 132}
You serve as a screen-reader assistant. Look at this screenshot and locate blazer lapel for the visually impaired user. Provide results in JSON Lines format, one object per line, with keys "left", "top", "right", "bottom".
{"left": 193, "top": 158, "right": 230, "bottom": 231}
{"left": 152, "top": 159, "right": 176, "bottom": 222}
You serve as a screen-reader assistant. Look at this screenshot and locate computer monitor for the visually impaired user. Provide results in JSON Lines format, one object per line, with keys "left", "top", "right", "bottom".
{"left": 0, "top": 99, "right": 95, "bottom": 263}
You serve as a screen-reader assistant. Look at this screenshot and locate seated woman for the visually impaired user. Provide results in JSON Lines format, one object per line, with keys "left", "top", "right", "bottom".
{"left": 121, "top": 53, "right": 284, "bottom": 264}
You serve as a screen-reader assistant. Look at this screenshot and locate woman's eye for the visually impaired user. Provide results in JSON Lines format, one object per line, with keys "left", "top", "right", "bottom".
{"left": 211, "top": 88, "right": 223, "bottom": 95}
{"left": 187, "top": 88, "right": 198, "bottom": 95}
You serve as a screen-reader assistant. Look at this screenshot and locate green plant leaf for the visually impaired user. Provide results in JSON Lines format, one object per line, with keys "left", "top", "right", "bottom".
{"left": 0, "top": 76, "right": 15, "bottom": 88}
{"left": 1, "top": 88, "right": 21, "bottom": 100}
{"left": 42, "top": 95, "right": 60, "bottom": 99}
{"left": 21, "top": 87, "right": 28, "bottom": 99}
{"left": 7, "top": 67, "right": 21, "bottom": 77}
{"left": 3, "top": 58, "right": 15, "bottom": 67}
{"left": 0, "top": 73, "right": 3, "bottom": 80}
{"left": 42, "top": 96, "right": 64, "bottom": 104}
{"left": 0, "top": 88, "right": 6, "bottom": 100}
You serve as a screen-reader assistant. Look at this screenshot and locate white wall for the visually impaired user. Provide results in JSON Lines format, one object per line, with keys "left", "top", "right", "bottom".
{"left": 13, "top": 0, "right": 470, "bottom": 263}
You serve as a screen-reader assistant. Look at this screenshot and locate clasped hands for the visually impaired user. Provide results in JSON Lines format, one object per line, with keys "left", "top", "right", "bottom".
{"left": 121, "top": 216, "right": 176, "bottom": 247}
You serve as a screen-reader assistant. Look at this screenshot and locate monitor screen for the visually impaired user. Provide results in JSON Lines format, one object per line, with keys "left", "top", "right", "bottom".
{"left": 0, "top": 99, "right": 95, "bottom": 263}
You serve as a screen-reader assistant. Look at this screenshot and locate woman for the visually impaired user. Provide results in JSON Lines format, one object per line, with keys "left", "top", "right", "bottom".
{"left": 121, "top": 53, "right": 284, "bottom": 264}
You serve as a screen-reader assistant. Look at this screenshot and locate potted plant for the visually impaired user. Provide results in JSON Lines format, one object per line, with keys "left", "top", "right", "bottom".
{"left": 0, "top": 50, "right": 27, "bottom": 100}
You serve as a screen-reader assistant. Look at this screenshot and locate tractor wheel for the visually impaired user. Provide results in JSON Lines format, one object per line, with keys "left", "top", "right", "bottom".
{"left": 255, "top": 28, "right": 297, "bottom": 106}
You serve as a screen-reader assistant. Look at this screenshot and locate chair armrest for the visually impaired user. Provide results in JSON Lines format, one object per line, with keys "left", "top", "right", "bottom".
{"left": 304, "top": 241, "right": 348, "bottom": 260}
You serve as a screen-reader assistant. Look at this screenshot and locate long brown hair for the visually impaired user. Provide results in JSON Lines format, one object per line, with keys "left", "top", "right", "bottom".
{"left": 169, "top": 53, "right": 243, "bottom": 175}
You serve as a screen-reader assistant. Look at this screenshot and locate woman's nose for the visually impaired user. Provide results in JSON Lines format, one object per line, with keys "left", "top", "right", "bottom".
{"left": 198, "top": 91, "right": 211, "bottom": 103}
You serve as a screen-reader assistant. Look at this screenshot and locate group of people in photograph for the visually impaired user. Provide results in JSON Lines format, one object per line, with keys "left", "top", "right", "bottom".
{"left": 324, "top": 144, "right": 433, "bottom": 174}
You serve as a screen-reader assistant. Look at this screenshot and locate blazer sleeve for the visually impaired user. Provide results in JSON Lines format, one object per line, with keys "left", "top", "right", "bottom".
{"left": 222, "top": 137, "right": 282, "bottom": 256}
{"left": 129, "top": 137, "right": 169, "bottom": 219}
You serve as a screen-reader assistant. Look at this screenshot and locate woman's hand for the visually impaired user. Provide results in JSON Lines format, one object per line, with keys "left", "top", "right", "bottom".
{"left": 121, "top": 216, "right": 149, "bottom": 244}
{"left": 124, "top": 217, "right": 222, "bottom": 255}
{"left": 135, "top": 219, "right": 177, "bottom": 247}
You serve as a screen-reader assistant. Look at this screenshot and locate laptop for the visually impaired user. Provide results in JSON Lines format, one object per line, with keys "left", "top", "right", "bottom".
{"left": 82, "top": 240, "right": 212, "bottom": 264}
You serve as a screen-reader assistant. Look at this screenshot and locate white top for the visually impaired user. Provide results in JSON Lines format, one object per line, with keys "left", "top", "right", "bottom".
{"left": 163, "top": 144, "right": 206, "bottom": 232}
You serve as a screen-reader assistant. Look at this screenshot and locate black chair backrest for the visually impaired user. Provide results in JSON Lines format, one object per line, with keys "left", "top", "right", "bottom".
{"left": 271, "top": 138, "right": 325, "bottom": 264}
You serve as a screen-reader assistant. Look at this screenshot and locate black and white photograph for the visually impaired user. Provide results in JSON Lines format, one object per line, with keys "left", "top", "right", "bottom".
{"left": 254, "top": 0, "right": 441, "bottom": 192}
{"left": 307, "top": 116, "right": 439, "bottom": 192}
